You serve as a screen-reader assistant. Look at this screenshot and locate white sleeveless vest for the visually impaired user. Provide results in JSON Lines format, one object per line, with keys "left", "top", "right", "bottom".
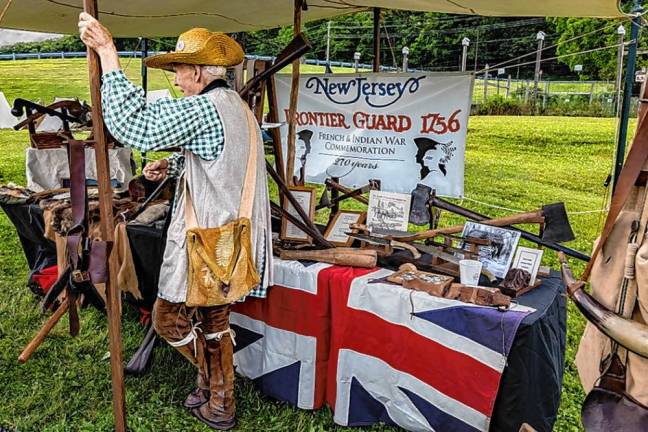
{"left": 157, "top": 88, "right": 273, "bottom": 303}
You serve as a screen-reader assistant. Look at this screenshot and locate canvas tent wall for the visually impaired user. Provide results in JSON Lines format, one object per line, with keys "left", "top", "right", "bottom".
{"left": 0, "top": 91, "right": 22, "bottom": 129}
{"left": 35, "top": 97, "right": 76, "bottom": 132}
{"left": 0, "top": 0, "right": 624, "bottom": 37}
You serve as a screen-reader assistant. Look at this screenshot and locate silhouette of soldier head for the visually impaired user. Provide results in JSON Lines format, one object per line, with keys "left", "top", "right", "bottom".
{"left": 414, "top": 137, "right": 447, "bottom": 180}
{"left": 297, "top": 129, "right": 313, "bottom": 161}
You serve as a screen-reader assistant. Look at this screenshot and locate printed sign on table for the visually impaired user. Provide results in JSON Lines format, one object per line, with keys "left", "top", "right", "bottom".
{"left": 366, "top": 190, "right": 411, "bottom": 232}
{"left": 276, "top": 73, "right": 473, "bottom": 197}
{"left": 460, "top": 222, "right": 521, "bottom": 279}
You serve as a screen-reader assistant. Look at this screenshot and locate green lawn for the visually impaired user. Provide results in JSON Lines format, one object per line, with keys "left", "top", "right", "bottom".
{"left": 0, "top": 59, "right": 634, "bottom": 431}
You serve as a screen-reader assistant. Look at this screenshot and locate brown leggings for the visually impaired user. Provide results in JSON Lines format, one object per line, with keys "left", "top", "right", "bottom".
{"left": 153, "top": 298, "right": 235, "bottom": 418}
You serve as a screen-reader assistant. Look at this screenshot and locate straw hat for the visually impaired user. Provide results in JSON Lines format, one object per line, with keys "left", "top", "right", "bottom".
{"left": 145, "top": 28, "right": 244, "bottom": 72}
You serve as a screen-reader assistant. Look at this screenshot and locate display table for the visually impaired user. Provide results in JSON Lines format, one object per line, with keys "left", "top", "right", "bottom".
{"left": 231, "top": 259, "right": 565, "bottom": 432}
{"left": 1, "top": 202, "right": 567, "bottom": 432}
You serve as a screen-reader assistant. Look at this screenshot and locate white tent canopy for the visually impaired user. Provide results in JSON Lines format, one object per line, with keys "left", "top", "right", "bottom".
{"left": 0, "top": 0, "right": 624, "bottom": 37}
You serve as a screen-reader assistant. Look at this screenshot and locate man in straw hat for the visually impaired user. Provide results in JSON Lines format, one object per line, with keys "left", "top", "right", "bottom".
{"left": 79, "top": 13, "right": 273, "bottom": 430}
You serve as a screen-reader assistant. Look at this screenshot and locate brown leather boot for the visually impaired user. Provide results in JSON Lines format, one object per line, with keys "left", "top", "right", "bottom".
{"left": 192, "top": 304, "right": 236, "bottom": 430}
{"left": 153, "top": 299, "right": 212, "bottom": 410}
{"left": 184, "top": 373, "right": 210, "bottom": 409}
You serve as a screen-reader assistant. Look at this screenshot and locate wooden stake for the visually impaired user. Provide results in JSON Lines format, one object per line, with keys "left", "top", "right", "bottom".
{"left": 253, "top": 61, "right": 268, "bottom": 122}
{"left": 266, "top": 75, "right": 286, "bottom": 187}
{"left": 373, "top": 8, "right": 381, "bottom": 73}
{"left": 18, "top": 303, "right": 68, "bottom": 363}
{"left": 82, "top": 1, "right": 127, "bottom": 431}
{"left": 285, "top": 0, "right": 303, "bottom": 186}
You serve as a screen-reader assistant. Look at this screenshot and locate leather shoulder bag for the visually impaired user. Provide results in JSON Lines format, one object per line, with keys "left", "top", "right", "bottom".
{"left": 184, "top": 103, "right": 261, "bottom": 307}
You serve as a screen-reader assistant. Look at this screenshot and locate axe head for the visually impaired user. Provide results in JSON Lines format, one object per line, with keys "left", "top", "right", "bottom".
{"left": 318, "top": 188, "right": 331, "bottom": 208}
{"left": 409, "top": 183, "right": 432, "bottom": 226}
{"left": 542, "top": 202, "right": 575, "bottom": 243}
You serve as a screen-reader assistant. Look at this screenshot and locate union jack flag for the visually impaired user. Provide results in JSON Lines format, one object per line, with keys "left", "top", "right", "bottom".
{"left": 232, "top": 260, "right": 532, "bottom": 431}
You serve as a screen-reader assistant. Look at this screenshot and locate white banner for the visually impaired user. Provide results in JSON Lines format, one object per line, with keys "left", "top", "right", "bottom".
{"left": 276, "top": 73, "right": 473, "bottom": 197}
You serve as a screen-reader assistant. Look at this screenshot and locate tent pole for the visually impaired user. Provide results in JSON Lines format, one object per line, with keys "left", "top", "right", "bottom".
{"left": 614, "top": 2, "right": 643, "bottom": 192}
{"left": 82, "top": 1, "right": 127, "bottom": 431}
{"left": 141, "top": 37, "right": 148, "bottom": 170}
{"left": 285, "top": 0, "right": 303, "bottom": 186}
{"left": 373, "top": 8, "right": 381, "bottom": 72}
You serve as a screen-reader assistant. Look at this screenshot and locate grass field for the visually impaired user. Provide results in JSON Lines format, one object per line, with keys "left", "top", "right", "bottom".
{"left": 0, "top": 59, "right": 635, "bottom": 431}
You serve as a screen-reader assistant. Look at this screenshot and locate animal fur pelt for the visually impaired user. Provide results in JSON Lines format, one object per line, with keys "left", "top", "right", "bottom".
{"left": 40, "top": 197, "right": 144, "bottom": 238}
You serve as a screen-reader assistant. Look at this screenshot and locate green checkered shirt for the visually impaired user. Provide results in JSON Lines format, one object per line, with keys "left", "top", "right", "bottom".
{"left": 101, "top": 70, "right": 268, "bottom": 299}
{"left": 101, "top": 70, "right": 224, "bottom": 174}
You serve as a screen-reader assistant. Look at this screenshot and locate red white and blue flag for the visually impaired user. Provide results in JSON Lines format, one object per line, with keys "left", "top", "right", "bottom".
{"left": 231, "top": 260, "right": 533, "bottom": 432}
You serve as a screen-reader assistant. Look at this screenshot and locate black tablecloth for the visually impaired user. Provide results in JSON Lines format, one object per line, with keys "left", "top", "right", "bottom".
{"left": 0, "top": 202, "right": 57, "bottom": 277}
{"left": 491, "top": 272, "right": 566, "bottom": 431}
{"left": 1, "top": 202, "right": 566, "bottom": 431}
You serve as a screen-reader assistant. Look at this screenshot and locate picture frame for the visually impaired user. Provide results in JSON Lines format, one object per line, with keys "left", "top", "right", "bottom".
{"left": 280, "top": 186, "right": 317, "bottom": 243}
{"left": 460, "top": 222, "right": 521, "bottom": 279}
{"left": 512, "top": 247, "right": 544, "bottom": 284}
{"left": 323, "top": 210, "right": 367, "bottom": 247}
{"left": 366, "top": 190, "right": 412, "bottom": 232}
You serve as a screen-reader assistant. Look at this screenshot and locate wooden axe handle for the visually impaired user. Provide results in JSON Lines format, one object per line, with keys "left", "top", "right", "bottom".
{"left": 405, "top": 210, "right": 544, "bottom": 241}
{"left": 391, "top": 241, "right": 421, "bottom": 259}
{"left": 279, "top": 248, "right": 377, "bottom": 268}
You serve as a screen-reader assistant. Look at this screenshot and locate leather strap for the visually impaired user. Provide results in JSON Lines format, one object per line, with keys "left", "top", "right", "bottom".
{"left": 65, "top": 140, "right": 88, "bottom": 336}
{"left": 238, "top": 105, "right": 259, "bottom": 220}
{"left": 66, "top": 140, "right": 87, "bottom": 270}
{"left": 185, "top": 101, "right": 258, "bottom": 229}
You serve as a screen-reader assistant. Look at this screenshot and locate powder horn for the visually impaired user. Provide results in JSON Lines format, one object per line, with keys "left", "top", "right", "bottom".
{"left": 559, "top": 253, "right": 648, "bottom": 359}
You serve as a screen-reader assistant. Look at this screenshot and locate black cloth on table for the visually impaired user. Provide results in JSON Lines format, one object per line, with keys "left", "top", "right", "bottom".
{"left": 124, "top": 224, "right": 165, "bottom": 310}
{"left": 1, "top": 202, "right": 567, "bottom": 431}
{"left": 0, "top": 202, "right": 57, "bottom": 277}
{"left": 491, "top": 272, "right": 566, "bottom": 432}
{"left": 0, "top": 202, "right": 165, "bottom": 311}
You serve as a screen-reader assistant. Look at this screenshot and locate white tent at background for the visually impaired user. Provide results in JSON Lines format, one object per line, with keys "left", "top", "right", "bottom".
{"left": 0, "top": 29, "right": 63, "bottom": 47}
{"left": 0, "top": 0, "right": 624, "bottom": 37}
{"left": 34, "top": 97, "right": 75, "bottom": 132}
{"left": 0, "top": 91, "right": 23, "bottom": 129}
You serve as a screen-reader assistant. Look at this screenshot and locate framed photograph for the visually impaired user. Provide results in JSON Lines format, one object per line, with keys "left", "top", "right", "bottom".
{"left": 324, "top": 210, "right": 367, "bottom": 247}
{"left": 512, "top": 247, "right": 544, "bottom": 284}
{"left": 366, "top": 190, "right": 411, "bottom": 232}
{"left": 280, "top": 186, "right": 317, "bottom": 243}
{"left": 460, "top": 222, "right": 521, "bottom": 279}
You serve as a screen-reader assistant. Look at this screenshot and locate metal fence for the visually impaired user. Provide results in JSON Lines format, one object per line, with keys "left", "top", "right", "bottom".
{"left": 0, "top": 50, "right": 401, "bottom": 71}
{"left": 472, "top": 77, "right": 622, "bottom": 115}
{"left": 0, "top": 51, "right": 622, "bottom": 114}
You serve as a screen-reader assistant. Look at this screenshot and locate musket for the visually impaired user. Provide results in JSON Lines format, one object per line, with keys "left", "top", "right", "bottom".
{"left": 239, "top": 33, "right": 311, "bottom": 99}
{"left": 12, "top": 98, "right": 90, "bottom": 130}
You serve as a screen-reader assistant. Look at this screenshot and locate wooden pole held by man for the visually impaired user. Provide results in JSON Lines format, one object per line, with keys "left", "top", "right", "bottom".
{"left": 82, "top": 1, "right": 127, "bottom": 431}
